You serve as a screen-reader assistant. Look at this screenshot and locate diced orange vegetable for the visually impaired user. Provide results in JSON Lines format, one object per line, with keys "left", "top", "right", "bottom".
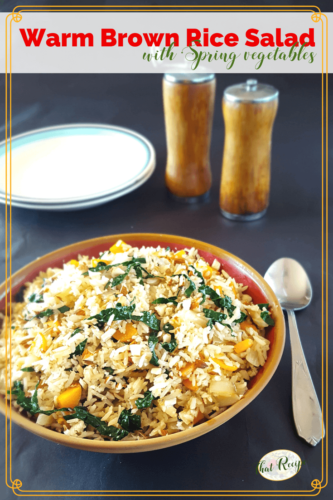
{"left": 57, "top": 416, "right": 70, "bottom": 428}
{"left": 173, "top": 249, "right": 186, "bottom": 263}
{"left": 75, "top": 309, "right": 85, "bottom": 316}
{"left": 180, "top": 359, "right": 206, "bottom": 377}
{"left": 57, "top": 382, "right": 82, "bottom": 409}
{"left": 180, "top": 362, "right": 196, "bottom": 378}
{"left": 160, "top": 429, "right": 168, "bottom": 436}
{"left": 193, "top": 410, "right": 204, "bottom": 426}
{"left": 82, "top": 348, "right": 93, "bottom": 360}
{"left": 212, "top": 358, "right": 238, "bottom": 372}
{"left": 190, "top": 298, "right": 201, "bottom": 310}
{"left": 183, "top": 378, "right": 198, "bottom": 391}
{"left": 69, "top": 259, "right": 79, "bottom": 267}
{"left": 230, "top": 282, "right": 237, "bottom": 296}
{"left": 47, "top": 320, "right": 61, "bottom": 337}
{"left": 110, "top": 239, "right": 128, "bottom": 254}
{"left": 240, "top": 319, "right": 258, "bottom": 334}
{"left": 30, "top": 333, "right": 48, "bottom": 352}
{"left": 214, "top": 285, "right": 223, "bottom": 296}
{"left": 120, "top": 285, "right": 128, "bottom": 295}
{"left": 202, "top": 266, "right": 215, "bottom": 280}
{"left": 234, "top": 339, "right": 253, "bottom": 353}
{"left": 113, "top": 323, "right": 137, "bottom": 342}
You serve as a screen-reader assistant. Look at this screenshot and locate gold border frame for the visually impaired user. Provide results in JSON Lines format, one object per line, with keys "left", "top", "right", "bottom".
{"left": 4, "top": 4, "right": 328, "bottom": 497}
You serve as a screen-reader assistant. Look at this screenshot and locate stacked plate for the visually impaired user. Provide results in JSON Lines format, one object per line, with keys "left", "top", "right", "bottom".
{"left": 0, "top": 124, "right": 156, "bottom": 210}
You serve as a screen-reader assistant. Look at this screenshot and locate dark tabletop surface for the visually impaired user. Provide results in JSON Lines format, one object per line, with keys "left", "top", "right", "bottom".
{"left": 0, "top": 72, "right": 331, "bottom": 499}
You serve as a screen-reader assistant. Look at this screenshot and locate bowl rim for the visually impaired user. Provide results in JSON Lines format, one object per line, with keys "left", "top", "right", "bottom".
{"left": 0, "top": 233, "right": 285, "bottom": 453}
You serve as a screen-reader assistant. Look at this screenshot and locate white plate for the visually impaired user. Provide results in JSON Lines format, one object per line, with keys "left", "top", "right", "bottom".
{"left": 0, "top": 124, "right": 155, "bottom": 208}
{"left": 1, "top": 167, "right": 155, "bottom": 211}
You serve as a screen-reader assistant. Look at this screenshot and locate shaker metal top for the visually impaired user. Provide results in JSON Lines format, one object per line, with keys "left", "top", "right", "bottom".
{"left": 224, "top": 79, "right": 279, "bottom": 103}
{"left": 164, "top": 73, "right": 215, "bottom": 84}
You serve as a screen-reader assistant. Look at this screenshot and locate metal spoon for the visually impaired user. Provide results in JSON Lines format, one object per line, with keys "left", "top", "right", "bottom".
{"left": 264, "top": 258, "right": 324, "bottom": 446}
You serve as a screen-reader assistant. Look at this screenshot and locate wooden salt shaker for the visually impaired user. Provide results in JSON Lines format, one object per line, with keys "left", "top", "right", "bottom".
{"left": 220, "top": 79, "right": 279, "bottom": 220}
{"left": 163, "top": 73, "right": 216, "bottom": 202}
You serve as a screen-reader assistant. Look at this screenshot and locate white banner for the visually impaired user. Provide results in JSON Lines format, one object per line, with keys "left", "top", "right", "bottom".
{"left": 1, "top": 12, "right": 330, "bottom": 73}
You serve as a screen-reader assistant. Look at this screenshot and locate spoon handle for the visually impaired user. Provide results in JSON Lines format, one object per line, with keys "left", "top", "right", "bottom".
{"left": 287, "top": 309, "right": 324, "bottom": 446}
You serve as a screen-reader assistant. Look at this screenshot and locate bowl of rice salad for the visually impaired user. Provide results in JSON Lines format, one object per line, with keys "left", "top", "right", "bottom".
{"left": 0, "top": 234, "right": 285, "bottom": 453}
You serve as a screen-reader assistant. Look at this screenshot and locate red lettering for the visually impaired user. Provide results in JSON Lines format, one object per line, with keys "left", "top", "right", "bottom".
{"left": 143, "top": 33, "right": 164, "bottom": 47}
{"left": 128, "top": 33, "right": 142, "bottom": 47}
{"left": 165, "top": 33, "right": 179, "bottom": 47}
{"left": 101, "top": 29, "right": 117, "bottom": 47}
{"left": 61, "top": 33, "right": 71, "bottom": 47}
{"left": 19, "top": 28, "right": 45, "bottom": 47}
{"left": 261, "top": 33, "right": 275, "bottom": 47}
{"left": 72, "top": 33, "right": 93, "bottom": 47}
{"left": 46, "top": 33, "right": 60, "bottom": 47}
{"left": 187, "top": 29, "right": 202, "bottom": 46}
{"left": 276, "top": 28, "right": 284, "bottom": 47}
{"left": 285, "top": 33, "right": 298, "bottom": 47}
{"left": 300, "top": 28, "right": 315, "bottom": 47}
{"left": 210, "top": 33, "right": 223, "bottom": 47}
{"left": 245, "top": 28, "right": 259, "bottom": 47}
{"left": 118, "top": 33, "right": 128, "bottom": 46}
{"left": 225, "top": 33, "right": 239, "bottom": 47}
{"left": 203, "top": 28, "right": 209, "bottom": 47}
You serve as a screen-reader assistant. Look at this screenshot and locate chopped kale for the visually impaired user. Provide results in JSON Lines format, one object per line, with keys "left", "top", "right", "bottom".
{"left": 89, "top": 303, "right": 136, "bottom": 329}
{"left": 28, "top": 293, "right": 43, "bottom": 303}
{"left": 69, "top": 339, "right": 87, "bottom": 359}
{"left": 88, "top": 261, "right": 111, "bottom": 273}
{"left": 161, "top": 333, "right": 177, "bottom": 353}
{"left": 199, "top": 285, "right": 235, "bottom": 316}
{"left": 203, "top": 308, "right": 231, "bottom": 330}
{"left": 8, "top": 381, "right": 70, "bottom": 416}
{"left": 258, "top": 303, "right": 269, "bottom": 310}
{"left": 64, "top": 406, "right": 128, "bottom": 441}
{"left": 58, "top": 305, "right": 70, "bottom": 314}
{"left": 132, "top": 311, "right": 160, "bottom": 331}
{"left": 89, "top": 303, "right": 160, "bottom": 331}
{"left": 152, "top": 296, "right": 178, "bottom": 306}
{"left": 173, "top": 273, "right": 196, "bottom": 298}
{"left": 70, "top": 328, "right": 83, "bottom": 337}
{"left": 36, "top": 309, "right": 53, "bottom": 319}
{"left": 233, "top": 312, "right": 247, "bottom": 324}
{"left": 135, "top": 390, "right": 157, "bottom": 409}
{"left": 260, "top": 311, "right": 275, "bottom": 326}
{"left": 104, "top": 367, "right": 114, "bottom": 375}
{"left": 148, "top": 335, "right": 159, "bottom": 366}
{"left": 189, "top": 265, "right": 205, "bottom": 285}
{"left": 85, "top": 257, "right": 163, "bottom": 288}
{"left": 118, "top": 409, "right": 141, "bottom": 432}
{"left": 20, "top": 367, "right": 34, "bottom": 372}
{"left": 163, "top": 323, "right": 175, "bottom": 334}
{"left": 257, "top": 304, "right": 275, "bottom": 326}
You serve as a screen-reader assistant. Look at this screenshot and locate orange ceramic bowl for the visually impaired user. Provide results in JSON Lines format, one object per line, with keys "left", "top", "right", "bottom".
{"left": 0, "top": 233, "right": 285, "bottom": 453}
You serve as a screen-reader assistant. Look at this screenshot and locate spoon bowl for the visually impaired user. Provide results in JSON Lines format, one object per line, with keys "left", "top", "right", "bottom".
{"left": 265, "top": 258, "right": 312, "bottom": 311}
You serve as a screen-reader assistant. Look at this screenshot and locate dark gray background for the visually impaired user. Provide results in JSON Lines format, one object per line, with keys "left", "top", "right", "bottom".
{"left": 0, "top": 72, "right": 331, "bottom": 500}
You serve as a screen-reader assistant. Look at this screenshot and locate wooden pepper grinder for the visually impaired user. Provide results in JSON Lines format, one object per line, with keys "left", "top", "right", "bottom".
{"left": 163, "top": 73, "right": 216, "bottom": 202}
{"left": 220, "top": 79, "right": 279, "bottom": 220}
